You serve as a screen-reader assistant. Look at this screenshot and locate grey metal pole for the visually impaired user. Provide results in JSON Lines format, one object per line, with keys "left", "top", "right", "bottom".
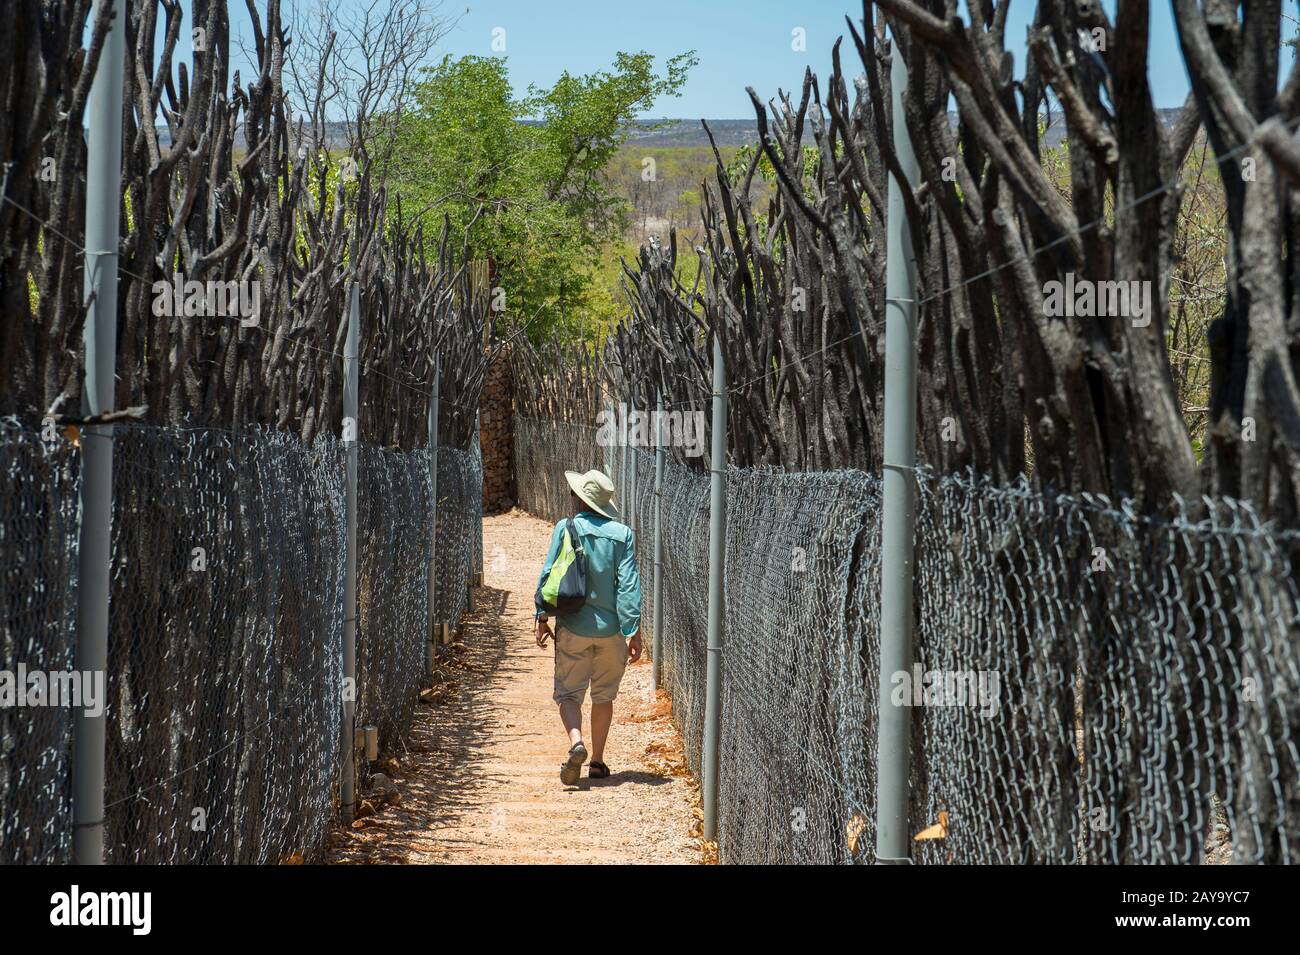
{"left": 427, "top": 357, "right": 440, "bottom": 647}
{"left": 603, "top": 399, "right": 614, "bottom": 482}
{"left": 475, "top": 407, "right": 483, "bottom": 579}
{"left": 72, "top": 0, "right": 126, "bottom": 866}
{"left": 473, "top": 405, "right": 483, "bottom": 613}
{"left": 651, "top": 390, "right": 665, "bottom": 691}
{"left": 702, "top": 332, "right": 726, "bottom": 842}
{"left": 874, "top": 34, "right": 921, "bottom": 865}
{"left": 619, "top": 411, "right": 628, "bottom": 519}
{"left": 340, "top": 281, "right": 360, "bottom": 824}
{"left": 628, "top": 409, "right": 638, "bottom": 531}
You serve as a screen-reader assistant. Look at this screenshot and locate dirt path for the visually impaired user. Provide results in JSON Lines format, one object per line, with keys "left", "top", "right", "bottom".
{"left": 330, "top": 510, "right": 704, "bottom": 864}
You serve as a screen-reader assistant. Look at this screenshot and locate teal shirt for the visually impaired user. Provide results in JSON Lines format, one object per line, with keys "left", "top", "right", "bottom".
{"left": 535, "top": 511, "right": 641, "bottom": 637}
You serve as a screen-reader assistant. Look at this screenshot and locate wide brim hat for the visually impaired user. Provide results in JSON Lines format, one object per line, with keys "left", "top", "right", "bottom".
{"left": 565, "top": 469, "right": 619, "bottom": 520}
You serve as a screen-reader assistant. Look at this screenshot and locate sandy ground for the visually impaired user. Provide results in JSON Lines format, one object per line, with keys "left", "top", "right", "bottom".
{"left": 329, "top": 509, "right": 704, "bottom": 864}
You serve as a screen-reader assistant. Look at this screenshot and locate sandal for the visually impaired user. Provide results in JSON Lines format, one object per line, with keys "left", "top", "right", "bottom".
{"left": 560, "top": 742, "right": 588, "bottom": 785}
{"left": 588, "top": 761, "right": 611, "bottom": 779}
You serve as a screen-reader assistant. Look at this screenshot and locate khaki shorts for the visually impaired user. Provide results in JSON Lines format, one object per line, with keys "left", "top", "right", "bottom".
{"left": 553, "top": 625, "right": 628, "bottom": 705}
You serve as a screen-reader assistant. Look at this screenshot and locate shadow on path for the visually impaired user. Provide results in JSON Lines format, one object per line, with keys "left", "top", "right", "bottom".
{"left": 330, "top": 510, "right": 703, "bottom": 865}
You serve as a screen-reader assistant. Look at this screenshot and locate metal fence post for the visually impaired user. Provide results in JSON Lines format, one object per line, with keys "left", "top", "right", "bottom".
{"left": 703, "top": 332, "right": 727, "bottom": 842}
{"left": 875, "top": 34, "right": 921, "bottom": 865}
{"left": 651, "top": 390, "right": 665, "bottom": 691}
{"left": 427, "top": 355, "right": 440, "bottom": 669}
{"left": 473, "top": 405, "right": 483, "bottom": 613}
{"left": 340, "top": 281, "right": 360, "bottom": 824}
{"left": 475, "top": 407, "right": 483, "bottom": 583}
{"left": 72, "top": 0, "right": 126, "bottom": 866}
{"left": 603, "top": 400, "right": 614, "bottom": 484}
{"left": 628, "top": 405, "right": 638, "bottom": 531}
{"left": 619, "top": 405, "right": 629, "bottom": 517}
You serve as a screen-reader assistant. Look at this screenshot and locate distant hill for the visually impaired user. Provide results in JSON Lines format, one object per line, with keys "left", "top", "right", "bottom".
{"left": 160, "top": 109, "right": 1183, "bottom": 154}
{"left": 621, "top": 119, "right": 762, "bottom": 148}
{"left": 618, "top": 108, "right": 1185, "bottom": 149}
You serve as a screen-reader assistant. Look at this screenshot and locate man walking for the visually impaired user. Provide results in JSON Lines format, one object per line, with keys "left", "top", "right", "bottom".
{"left": 534, "top": 468, "right": 642, "bottom": 784}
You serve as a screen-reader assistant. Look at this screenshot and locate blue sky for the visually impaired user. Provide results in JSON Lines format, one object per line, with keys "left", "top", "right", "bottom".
{"left": 438, "top": 0, "right": 1282, "bottom": 114}
{"left": 217, "top": 1, "right": 1297, "bottom": 117}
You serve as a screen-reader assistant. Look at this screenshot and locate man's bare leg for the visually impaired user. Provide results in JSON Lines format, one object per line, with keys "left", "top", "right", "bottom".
{"left": 590, "top": 701, "right": 613, "bottom": 763}
{"left": 559, "top": 700, "right": 584, "bottom": 748}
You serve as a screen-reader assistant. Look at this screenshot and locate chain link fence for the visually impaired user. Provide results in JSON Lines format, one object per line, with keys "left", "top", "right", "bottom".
{"left": 513, "top": 416, "right": 600, "bottom": 521}
{"left": 908, "top": 471, "right": 1300, "bottom": 865}
{"left": 516, "top": 416, "right": 1300, "bottom": 865}
{"left": 436, "top": 436, "right": 485, "bottom": 632}
{"left": 1, "top": 422, "right": 482, "bottom": 864}
{"left": 0, "top": 420, "right": 80, "bottom": 864}
{"left": 357, "top": 445, "right": 428, "bottom": 763}
{"left": 356, "top": 439, "right": 481, "bottom": 788}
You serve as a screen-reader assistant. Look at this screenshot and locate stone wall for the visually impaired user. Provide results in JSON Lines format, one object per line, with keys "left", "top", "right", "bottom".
{"left": 480, "top": 345, "right": 515, "bottom": 513}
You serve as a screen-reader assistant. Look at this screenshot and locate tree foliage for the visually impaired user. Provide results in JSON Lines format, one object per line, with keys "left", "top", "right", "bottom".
{"left": 391, "top": 51, "right": 696, "bottom": 342}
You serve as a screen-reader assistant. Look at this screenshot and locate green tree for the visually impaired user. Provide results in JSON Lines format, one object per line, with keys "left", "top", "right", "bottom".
{"left": 391, "top": 51, "right": 695, "bottom": 342}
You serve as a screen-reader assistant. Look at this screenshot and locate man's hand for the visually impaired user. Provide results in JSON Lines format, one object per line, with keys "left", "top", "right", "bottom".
{"left": 627, "top": 631, "right": 643, "bottom": 663}
{"left": 535, "top": 617, "right": 553, "bottom": 649}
